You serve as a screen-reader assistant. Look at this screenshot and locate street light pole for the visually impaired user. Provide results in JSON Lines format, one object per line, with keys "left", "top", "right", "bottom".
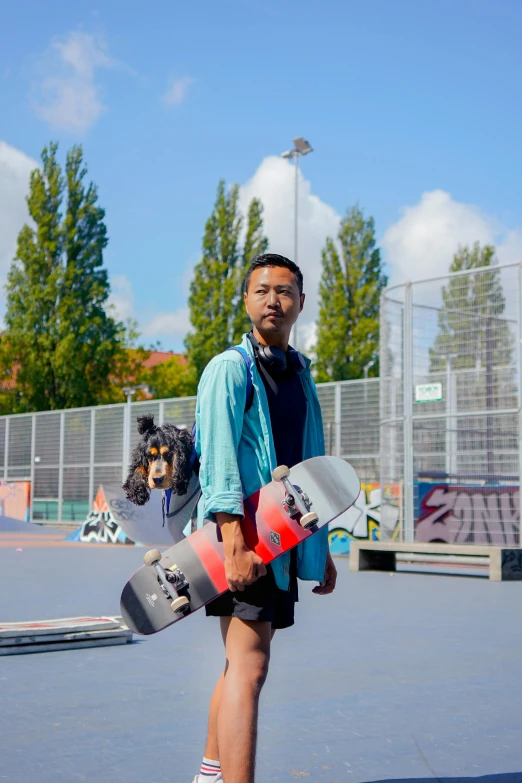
{"left": 281, "top": 137, "right": 313, "bottom": 350}
{"left": 294, "top": 152, "right": 299, "bottom": 275}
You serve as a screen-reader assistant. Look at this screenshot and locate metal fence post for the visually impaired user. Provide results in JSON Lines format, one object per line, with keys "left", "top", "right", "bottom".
{"left": 4, "top": 417, "right": 8, "bottom": 480}
{"left": 159, "top": 400, "right": 165, "bottom": 426}
{"left": 30, "top": 414, "right": 36, "bottom": 522}
{"left": 335, "top": 383, "right": 342, "bottom": 459}
{"left": 122, "top": 402, "right": 130, "bottom": 485}
{"left": 403, "top": 282, "right": 414, "bottom": 543}
{"left": 89, "top": 408, "right": 95, "bottom": 506}
{"left": 58, "top": 411, "right": 64, "bottom": 524}
{"left": 519, "top": 263, "right": 522, "bottom": 547}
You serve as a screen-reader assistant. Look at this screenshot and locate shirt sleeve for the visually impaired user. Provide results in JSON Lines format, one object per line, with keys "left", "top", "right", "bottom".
{"left": 195, "top": 354, "right": 248, "bottom": 520}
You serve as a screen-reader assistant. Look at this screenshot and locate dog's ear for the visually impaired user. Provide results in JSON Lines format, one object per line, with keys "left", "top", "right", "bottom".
{"left": 137, "top": 414, "right": 156, "bottom": 436}
{"left": 122, "top": 444, "right": 151, "bottom": 505}
{"left": 169, "top": 426, "right": 195, "bottom": 497}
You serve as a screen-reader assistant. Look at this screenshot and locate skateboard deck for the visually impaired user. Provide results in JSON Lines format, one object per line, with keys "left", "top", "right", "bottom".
{"left": 120, "top": 456, "right": 360, "bottom": 635}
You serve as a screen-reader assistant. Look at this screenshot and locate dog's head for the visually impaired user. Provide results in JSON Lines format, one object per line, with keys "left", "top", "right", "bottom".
{"left": 122, "top": 414, "right": 194, "bottom": 505}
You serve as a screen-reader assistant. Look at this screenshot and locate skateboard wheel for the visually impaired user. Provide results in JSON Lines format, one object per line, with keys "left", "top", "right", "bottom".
{"left": 143, "top": 549, "right": 162, "bottom": 567}
{"left": 300, "top": 512, "right": 319, "bottom": 529}
{"left": 272, "top": 465, "right": 290, "bottom": 482}
{"left": 171, "top": 595, "right": 190, "bottom": 613}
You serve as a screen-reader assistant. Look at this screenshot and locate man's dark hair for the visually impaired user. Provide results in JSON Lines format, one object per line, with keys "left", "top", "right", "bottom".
{"left": 244, "top": 253, "right": 304, "bottom": 295}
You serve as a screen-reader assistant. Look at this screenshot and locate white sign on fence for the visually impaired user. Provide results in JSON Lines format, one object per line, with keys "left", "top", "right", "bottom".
{"left": 415, "top": 383, "right": 443, "bottom": 403}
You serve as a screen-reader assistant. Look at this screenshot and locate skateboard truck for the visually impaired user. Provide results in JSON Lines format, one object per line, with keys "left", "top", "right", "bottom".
{"left": 281, "top": 485, "right": 311, "bottom": 519}
{"left": 272, "top": 466, "right": 319, "bottom": 529}
{"left": 143, "top": 550, "right": 190, "bottom": 614}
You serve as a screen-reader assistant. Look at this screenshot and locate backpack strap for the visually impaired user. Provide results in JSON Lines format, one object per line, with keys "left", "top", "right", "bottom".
{"left": 226, "top": 346, "right": 254, "bottom": 411}
{"left": 189, "top": 345, "right": 255, "bottom": 475}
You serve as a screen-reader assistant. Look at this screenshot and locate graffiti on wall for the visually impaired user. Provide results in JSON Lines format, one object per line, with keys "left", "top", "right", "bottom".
{"left": 416, "top": 482, "right": 520, "bottom": 546}
{"left": 73, "top": 486, "right": 135, "bottom": 545}
{"left": 0, "top": 481, "right": 31, "bottom": 522}
{"left": 328, "top": 484, "right": 401, "bottom": 555}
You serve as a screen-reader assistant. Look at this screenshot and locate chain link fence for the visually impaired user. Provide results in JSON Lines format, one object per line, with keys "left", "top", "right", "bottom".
{"left": 0, "top": 378, "right": 379, "bottom": 524}
{"left": 380, "top": 262, "right": 521, "bottom": 546}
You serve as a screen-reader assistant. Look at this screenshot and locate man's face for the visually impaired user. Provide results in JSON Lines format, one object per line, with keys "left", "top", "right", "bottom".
{"left": 244, "top": 265, "right": 305, "bottom": 337}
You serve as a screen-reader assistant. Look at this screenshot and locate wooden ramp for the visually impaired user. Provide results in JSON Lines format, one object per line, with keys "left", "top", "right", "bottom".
{"left": 0, "top": 615, "right": 132, "bottom": 655}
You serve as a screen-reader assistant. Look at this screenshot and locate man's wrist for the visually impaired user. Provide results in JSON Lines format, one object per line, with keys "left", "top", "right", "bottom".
{"left": 216, "top": 513, "right": 245, "bottom": 555}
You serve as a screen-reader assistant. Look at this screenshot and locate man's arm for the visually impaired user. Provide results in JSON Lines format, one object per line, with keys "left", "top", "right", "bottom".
{"left": 216, "top": 513, "right": 267, "bottom": 592}
{"left": 195, "top": 356, "right": 248, "bottom": 521}
{"left": 195, "top": 356, "right": 266, "bottom": 589}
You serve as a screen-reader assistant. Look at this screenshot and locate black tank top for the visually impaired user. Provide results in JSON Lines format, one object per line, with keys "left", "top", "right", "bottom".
{"left": 257, "top": 358, "right": 307, "bottom": 469}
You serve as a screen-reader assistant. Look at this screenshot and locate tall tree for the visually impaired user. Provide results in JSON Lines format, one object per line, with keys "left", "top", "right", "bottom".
{"left": 315, "top": 206, "right": 387, "bottom": 382}
{"left": 0, "top": 142, "right": 125, "bottom": 412}
{"left": 147, "top": 355, "right": 197, "bottom": 399}
{"left": 429, "top": 243, "right": 514, "bottom": 476}
{"left": 429, "top": 243, "right": 513, "bottom": 372}
{"left": 185, "top": 180, "right": 268, "bottom": 378}
{"left": 98, "top": 319, "right": 151, "bottom": 405}
{"left": 232, "top": 198, "right": 268, "bottom": 342}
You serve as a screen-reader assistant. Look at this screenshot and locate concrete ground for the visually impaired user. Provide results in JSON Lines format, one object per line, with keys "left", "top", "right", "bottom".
{"left": 0, "top": 533, "right": 521, "bottom": 783}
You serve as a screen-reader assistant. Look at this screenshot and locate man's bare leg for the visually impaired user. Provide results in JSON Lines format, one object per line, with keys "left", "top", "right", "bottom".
{"left": 204, "top": 623, "right": 275, "bottom": 766}
{"left": 203, "top": 671, "right": 225, "bottom": 762}
{"left": 203, "top": 617, "right": 270, "bottom": 783}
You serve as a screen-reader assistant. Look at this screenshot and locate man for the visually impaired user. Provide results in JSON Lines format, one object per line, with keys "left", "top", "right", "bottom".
{"left": 192, "top": 253, "right": 337, "bottom": 783}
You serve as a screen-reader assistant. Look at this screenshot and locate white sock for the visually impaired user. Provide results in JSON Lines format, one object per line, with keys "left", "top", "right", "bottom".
{"left": 199, "top": 757, "right": 221, "bottom": 779}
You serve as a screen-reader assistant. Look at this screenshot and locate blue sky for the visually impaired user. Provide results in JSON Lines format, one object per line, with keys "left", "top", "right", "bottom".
{"left": 1, "top": 0, "right": 521, "bottom": 351}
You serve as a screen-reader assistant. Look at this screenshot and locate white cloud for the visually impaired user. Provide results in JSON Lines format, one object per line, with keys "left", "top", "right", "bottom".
{"left": 383, "top": 189, "right": 522, "bottom": 285}
{"left": 107, "top": 276, "right": 189, "bottom": 346}
{"left": 142, "top": 308, "right": 190, "bottom": 340}
{"left": 0, "top": 142, "right": 37, "bottom": 302}
{"left": 297, "top": 321, "right": 318, "bottom": 356}
{"left": 497, "top": 228, "right": 522, "bottom": 265}
{"left": 33, "top": 32, "right": 120, "bottom": 132}
{"left": 162, "top": 76, "right": 196, "bottom": 107}
{"left": 239, "top": 156, "right": 340, "bottom": 326}
{"left": 107, "top": 274, "right": 134, "bottom": 322}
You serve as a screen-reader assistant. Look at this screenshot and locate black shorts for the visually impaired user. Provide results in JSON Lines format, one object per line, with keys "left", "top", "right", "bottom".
{"left": 205, "top": 564, "right": 298, "bottom": 630}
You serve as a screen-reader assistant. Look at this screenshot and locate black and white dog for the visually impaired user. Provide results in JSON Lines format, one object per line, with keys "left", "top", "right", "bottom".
{"left": 123, "top": 414, "right": 195, "bottom": 506}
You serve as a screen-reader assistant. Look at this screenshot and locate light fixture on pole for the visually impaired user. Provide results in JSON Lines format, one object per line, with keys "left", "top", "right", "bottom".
{"left": 281, "top": 137, "right": 313, "bottom": 349}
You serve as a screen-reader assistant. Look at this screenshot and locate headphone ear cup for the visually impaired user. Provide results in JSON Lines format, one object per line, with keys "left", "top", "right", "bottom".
{"left": 259, "top": 345, "right": 287, "bottom": 374}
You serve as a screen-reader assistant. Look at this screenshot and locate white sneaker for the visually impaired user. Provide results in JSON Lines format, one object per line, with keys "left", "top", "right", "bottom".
{"left": 191, "top": 776, "right": 223, "bottom": 783}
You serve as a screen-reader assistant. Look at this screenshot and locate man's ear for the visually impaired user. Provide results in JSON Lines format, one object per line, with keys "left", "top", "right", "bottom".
{"left": 299, "top": 292, "right": 305, "bottom": 313}
{"left": 243, "top": 290, "right": 250, "bottom": 317}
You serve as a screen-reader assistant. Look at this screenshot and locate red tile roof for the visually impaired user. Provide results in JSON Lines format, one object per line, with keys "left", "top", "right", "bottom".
{"left": 142, "top": 351, "right": 187, "bottom": 369}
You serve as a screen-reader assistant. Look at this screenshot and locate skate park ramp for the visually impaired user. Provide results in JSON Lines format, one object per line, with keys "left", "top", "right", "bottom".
{"left": 67, "top": 475, "right": 201, "bottom": 547}
{"left": 0, "top": 515, "right": 53, "bottom": 533}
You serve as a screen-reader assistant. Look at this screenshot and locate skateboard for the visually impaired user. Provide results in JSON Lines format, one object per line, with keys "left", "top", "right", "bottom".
{"left": 120, "top": 456, "right": 360, "bottom": 635}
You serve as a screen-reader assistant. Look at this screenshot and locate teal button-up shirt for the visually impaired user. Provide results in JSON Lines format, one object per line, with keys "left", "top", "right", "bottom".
{"left": 194, "top": 333, "right": 329, "bottom": 591}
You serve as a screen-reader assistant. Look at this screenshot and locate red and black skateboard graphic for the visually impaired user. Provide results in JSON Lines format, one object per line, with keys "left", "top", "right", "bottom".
{"left": 120, "top": 456, "right": 360, "bottom": 635}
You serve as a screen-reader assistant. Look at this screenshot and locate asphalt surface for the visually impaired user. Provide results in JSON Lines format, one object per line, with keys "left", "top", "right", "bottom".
{"left": 0, "top": 537, "right": 521, "bottom": 783}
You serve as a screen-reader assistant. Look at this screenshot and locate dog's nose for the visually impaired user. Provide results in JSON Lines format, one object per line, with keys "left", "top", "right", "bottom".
{"left": 153, "top": 476, "right": 163, "bottom": 487}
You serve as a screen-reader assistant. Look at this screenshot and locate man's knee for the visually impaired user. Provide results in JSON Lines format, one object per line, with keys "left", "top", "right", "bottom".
{"left": 247, "top": 651, "right": 270, "bottom": 693}
{"left": 230, "top": 650, "right": 270, "bottom": 693}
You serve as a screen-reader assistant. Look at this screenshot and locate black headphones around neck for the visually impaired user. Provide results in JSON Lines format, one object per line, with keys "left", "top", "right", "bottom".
{"left": 247, "top": 332, "right": 306, "bottom": 375}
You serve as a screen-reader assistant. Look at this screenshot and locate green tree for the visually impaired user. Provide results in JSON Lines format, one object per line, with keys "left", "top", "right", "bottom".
{"left": 315, "top": 206, "right": 387, "bottom": 382}
{"left": 0, "top": 142, "right": 124, "bottom": 413}
{"left": 98, "top": 319, "right": 151, "bottom": 405}
{"left": 147, "top": 355, "right": 197, "bottom": 399}
{"left": 429, "top": 243, "right": 515, "bottom": 476}
{"left": 232, "top": 198, "right": 268, "bottom": 342}
{"left": 185, "top": 180, "right": 268, "bottom": 378}
{"left": 429, "top": 243, "right": 513, "bottom": 372}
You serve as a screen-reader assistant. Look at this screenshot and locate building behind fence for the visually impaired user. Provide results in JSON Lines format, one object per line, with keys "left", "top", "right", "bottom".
{"left": 380, "top": 262, "right": 521, "bottom": 547}
{"left": 0, "top": 378, "right": 380, "bottom": 524}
